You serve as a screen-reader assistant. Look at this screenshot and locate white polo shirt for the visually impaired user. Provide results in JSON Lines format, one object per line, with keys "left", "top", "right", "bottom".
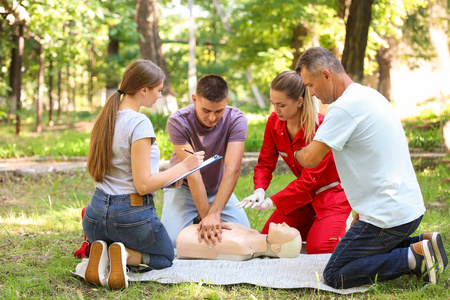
{"left": 314, "top": 83, "right": 425, "bottom": 228}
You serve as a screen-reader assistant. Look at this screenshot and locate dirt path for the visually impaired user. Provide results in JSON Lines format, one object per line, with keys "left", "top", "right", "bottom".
{"left": 42, "top": 121, "right": 94, "bottom": 132}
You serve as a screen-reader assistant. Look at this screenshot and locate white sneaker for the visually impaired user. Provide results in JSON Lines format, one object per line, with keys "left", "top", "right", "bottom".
{"left": 107, "top": 242, "right": 129, "bottom": 289}
{"left": 85, "top": 240, "right": 109, "bottom": 286}
{"left": 421, "top": 232, "right": 448, "bottom": 272}
{"left": 410, "top": 240, "right": 437, "bottom": 284}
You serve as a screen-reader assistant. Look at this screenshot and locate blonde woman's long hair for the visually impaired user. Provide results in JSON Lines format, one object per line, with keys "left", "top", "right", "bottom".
{"left": 87, "top": 59, "right": 165, "bottom": 182}
{"left": 270, "top": 70, "right": 318, "bottom": 144}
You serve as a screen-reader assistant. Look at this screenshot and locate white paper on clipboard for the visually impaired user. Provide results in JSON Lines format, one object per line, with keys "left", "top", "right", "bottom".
{"left": 162, "top": 155, "right": 223, "bottom": 189}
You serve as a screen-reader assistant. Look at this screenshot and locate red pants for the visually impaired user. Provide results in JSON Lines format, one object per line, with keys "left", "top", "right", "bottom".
{"left": 261, "top": 204, "right": 349, "bottom": 254}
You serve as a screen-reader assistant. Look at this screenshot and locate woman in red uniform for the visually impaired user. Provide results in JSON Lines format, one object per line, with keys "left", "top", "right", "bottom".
{"left": 237, "top": 71, "right": 351, "bottom": 254}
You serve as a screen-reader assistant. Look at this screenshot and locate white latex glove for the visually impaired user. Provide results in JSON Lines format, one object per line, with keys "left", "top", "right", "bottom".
{"left": 235, "top": 188, "right": 265, "bottom": 209}
{"left": 252, "top": 198, "right": 274, "bottom": 210}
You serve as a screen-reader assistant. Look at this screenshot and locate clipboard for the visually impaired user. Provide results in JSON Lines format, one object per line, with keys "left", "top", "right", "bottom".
{"left": 162, "top": 154, "right": 223, "bottom": 189}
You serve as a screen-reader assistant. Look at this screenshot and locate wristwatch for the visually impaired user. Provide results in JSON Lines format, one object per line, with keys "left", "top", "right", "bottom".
{"left": 294, "top": 148, "right": 302, "bottom": 160}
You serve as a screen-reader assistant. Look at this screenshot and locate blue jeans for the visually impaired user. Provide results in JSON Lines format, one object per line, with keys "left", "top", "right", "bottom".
{"left": 161, "top": 185, "right": 250, "bottom": 245}
{"left": 324, "top": 215, "right": 423, "bottom": 289}
{"left": 82, "top": 188, "right": 174, "bottom": 271}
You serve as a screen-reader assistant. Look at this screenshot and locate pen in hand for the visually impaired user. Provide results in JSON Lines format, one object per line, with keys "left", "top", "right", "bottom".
{"left": 181, "top": 148, "right": 194, "bottom": 154}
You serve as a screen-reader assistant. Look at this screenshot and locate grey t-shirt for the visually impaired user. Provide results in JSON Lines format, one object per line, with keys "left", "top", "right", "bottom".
{"left": 167, "top": 104, "right": 247, "bottom": 193}
{"left": 96, "top": 109, "right": 160, "bottom": 195}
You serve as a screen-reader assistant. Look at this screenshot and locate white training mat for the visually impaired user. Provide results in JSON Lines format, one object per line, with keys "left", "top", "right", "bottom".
{"left": 72, "top": 254, "right": 370, "bottom": 294}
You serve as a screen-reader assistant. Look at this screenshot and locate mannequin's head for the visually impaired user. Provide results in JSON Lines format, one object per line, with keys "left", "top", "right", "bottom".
{"left": 267, "top": 222, "right": 302, "bottom": 257}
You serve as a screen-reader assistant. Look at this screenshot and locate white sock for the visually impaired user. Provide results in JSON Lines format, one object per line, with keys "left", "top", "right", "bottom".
{"left": 141, "top": 252, "right": 150, "bottom": 266}
{"left": 408, "top": 247, "right": 416, "bottom": 269}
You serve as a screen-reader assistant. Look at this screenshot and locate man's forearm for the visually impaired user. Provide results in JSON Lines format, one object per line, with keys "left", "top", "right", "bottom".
{"left": 207, "top": 169, "right": 240, "bottom": 217}
{"left": 186, "top": 174, "right": 210, "bottom": 219}
{"left": 294, "top": 140, "right": 331, "bottom": 168}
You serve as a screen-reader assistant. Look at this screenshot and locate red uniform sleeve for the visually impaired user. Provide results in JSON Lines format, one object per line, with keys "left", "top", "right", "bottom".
{"left": 253, "top": 113, "right": 343, "bottom": 216}
{"left": 271, "top": 152, "right": 338, "bottom": 215}
{"left": 253, "top": 114, "right": 279, "bottom": 191}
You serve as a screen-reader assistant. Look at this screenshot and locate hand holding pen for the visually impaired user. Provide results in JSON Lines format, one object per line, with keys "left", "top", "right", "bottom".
{"left": 181, "top": 148, "right": 194, "bottom": 154}
{"left": 180, "top": 148, "right": 204, "bottom": 170}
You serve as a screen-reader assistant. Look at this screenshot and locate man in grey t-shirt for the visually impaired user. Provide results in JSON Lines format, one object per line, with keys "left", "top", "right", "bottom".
{"left": 162, "top": 74, "right": 250, "bottom": 246}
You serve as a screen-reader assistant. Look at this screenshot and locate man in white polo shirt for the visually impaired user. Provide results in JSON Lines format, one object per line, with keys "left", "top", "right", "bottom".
{"left": 294, "top": 46, "right": 447, "bottom": 289}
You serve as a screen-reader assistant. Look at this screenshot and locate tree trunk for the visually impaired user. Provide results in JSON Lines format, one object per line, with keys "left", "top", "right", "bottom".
{"left": 106, "top": 27, "right": 120, "bottom": 99}
{"left": 245, "top": 72, "right": 266, "bottom": 109}
{"left": 57, "top": 68, "right": 62, "bottom": 121}
{"left": 72, "top": 84, "right": 76, "bottom": 111}
{"left": 135, "top": 0, "right": 177, "bottom": 114}
{"left": 135, "top": 0, "right": 174, "bottom": 92}
{"left": 36, "top": 42, "right": 44, "bottom": 132}
{"left": 9, "top": 24, "right": 25, "bottom": 135}
{"left": 337, "top": 0, "right": 350, "bottom": 20}
{"left": 66, "top": 65, "right": 70, "bottom": 116}
{"left": 290, "top": 23, "right": 308, "bottom": 71}
{"left": 188, "top": 0, "right": 196, "bottom": 100}
{"left": 212, "top": 0, "right": 230, "bottom": 31}
{"left": 88, "top": 43, "right": 96, "bottom": 111}
{"left": 48, "top": 56, "right": 54, "bottom": 126}
{"left": 66, "top": 21, "right": 74, "bottom": 116}
{"left": 341, "top": 0, "right": 373, "bottom": 83}
{"left": 9, "top": 30, "right": 19, "bottom": 116}
{"left": 2, "top": 0, "right": 29, "bottom": 128}
{"left": 290, "top": 23, "right": 329, "bottom": 113}
{"left": 212, "top": 0, "right": 265, "bottom": 108}
{"left": 376, "top": 45, "right": 392, "bottom": 101}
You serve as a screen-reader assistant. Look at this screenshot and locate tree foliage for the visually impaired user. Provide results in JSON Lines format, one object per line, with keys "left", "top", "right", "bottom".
{"left": 0, "top": 0, "right": 443, "bottom": 125}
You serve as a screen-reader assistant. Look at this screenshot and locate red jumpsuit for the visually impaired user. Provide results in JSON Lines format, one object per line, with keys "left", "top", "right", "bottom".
{"left": 254, "top": 112, "right": 352, "bottom": 254}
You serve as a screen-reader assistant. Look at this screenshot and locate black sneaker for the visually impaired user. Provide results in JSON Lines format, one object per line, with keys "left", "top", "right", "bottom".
{"left": 420, "top": 232, "right": 448, "bottom": 272}
{"left": 410, "top": 240, "right": 437, "bottom": 284}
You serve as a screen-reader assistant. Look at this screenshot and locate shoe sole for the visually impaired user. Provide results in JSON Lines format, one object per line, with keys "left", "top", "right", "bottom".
{"left": 429, "top": 233, "right": 448, "bottom": 272}
{"left": 85, "top": 241, "right": 107, "bottom": 286}
{"left": 422, "top": 241, "right": 437, "bottom": 284}
{"left": 108, "top": 243, "right": 128, "bottom": 290}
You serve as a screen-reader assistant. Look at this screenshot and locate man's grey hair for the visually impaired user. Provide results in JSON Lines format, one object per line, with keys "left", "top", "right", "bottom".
{"left": 295, "top": 47, "right": 346, "bottom": 78}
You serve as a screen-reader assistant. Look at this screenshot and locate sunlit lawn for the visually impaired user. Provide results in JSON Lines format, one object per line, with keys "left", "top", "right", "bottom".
{"left": 0, "top": 164, "right": 449, "bottom": 299}
{"left": 0, "top": 107, "right": 449, "bottom": 298}
{"left": 1, "top": 106, "right": 448, "bottom": 160}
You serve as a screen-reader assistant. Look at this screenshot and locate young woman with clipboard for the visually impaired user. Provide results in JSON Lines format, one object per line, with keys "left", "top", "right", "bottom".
{"left": 80, "top": 60, "right": 204, "bottom": 290}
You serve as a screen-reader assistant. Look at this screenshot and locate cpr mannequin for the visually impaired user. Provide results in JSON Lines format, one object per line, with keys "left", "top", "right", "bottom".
{"left": 175, "top": 222, "right": 302, "bottom": 261}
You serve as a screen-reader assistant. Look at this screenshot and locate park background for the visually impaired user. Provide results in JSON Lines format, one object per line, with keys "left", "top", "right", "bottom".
{"left": 1, "top": 0, "right": 449, "bottom": 299}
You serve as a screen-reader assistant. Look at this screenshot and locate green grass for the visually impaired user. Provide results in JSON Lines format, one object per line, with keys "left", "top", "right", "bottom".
{"left": 0, "top": 109, "right": 97, "bottom": 160}
{"left": 1, "top": 106, "right": 448, "bottom": 160}
{"left": 245, "top": 118, "right": 267, "bottom": 154}
{"left": 405, "top": 127, "right": 444, "bottom": 151}
{"left": 0, "top": 130, "right": 91, "bottom": 159}
{"left": 0, "top": 165, "right": 449, "bottom": 299}
{"left": 0, "top": 110, "right": 272, "bottom": 161}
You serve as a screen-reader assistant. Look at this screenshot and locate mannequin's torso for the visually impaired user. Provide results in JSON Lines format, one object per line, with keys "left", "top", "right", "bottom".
{"left": 175, "top": 222, "right": 302, "bottom": 261}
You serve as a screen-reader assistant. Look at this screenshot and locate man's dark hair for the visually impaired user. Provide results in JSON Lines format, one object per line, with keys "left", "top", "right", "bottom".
{"left": 196, "top": 74, "right": 229, "bottom": 103}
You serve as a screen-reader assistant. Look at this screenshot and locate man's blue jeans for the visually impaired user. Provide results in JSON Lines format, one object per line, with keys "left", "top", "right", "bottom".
{"left": 324, "top": 215, "right": 423, "bottom": 289}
